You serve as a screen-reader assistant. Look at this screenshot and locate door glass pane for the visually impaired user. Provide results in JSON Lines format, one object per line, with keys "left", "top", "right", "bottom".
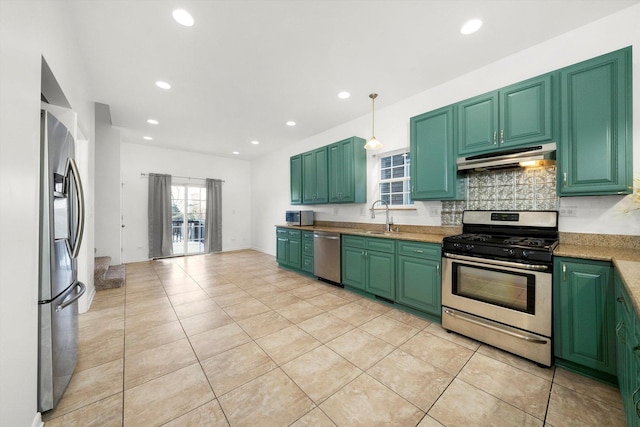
{"left": 171, "top": 185, "right": 206, "bottom": 255}
{"left": 453, "top": 264, "right": 534, "bottom": 313}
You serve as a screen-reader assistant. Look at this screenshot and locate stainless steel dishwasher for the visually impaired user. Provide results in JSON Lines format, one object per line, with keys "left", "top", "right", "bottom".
{"left": 313, "top": 231, "right": 341, "bottom": 284}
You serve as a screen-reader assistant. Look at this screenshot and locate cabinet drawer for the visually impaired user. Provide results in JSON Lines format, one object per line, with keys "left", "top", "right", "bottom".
{"left": 303, "top": 240, "right": 314, "bottom": 255}
{"left": 302, "top": 231, "right": 314, "bottom": 240}
{"left": 302, "top": 255, "right": 314, "bottom": 273}
{"left": 342, "top": 235, "right": 365, "bottom": 248}
{"left": 288, "top": 229, "right": 301, "bottom": 239}
{"left": 276, "top": 228, "right": 288, "bottom": 236}
{"left": 397, "top": 241, "right": 441, "bottom": 260}
{"left": 366, "top": 237, "right": 395, "bottom": 253}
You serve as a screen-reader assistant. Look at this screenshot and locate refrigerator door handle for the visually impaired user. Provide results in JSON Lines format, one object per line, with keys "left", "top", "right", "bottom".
{"left": 56, "top": 281, "right": 86, "bottom": 312}
{"left": 66, "top": 157, "right": 85, "bottom": 259}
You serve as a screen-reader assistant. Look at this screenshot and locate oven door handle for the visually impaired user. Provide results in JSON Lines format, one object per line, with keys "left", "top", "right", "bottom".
{"left": 443, "top": 308, "right": 549, "bottom": 344}
{"left": 443, "top": 252, "right": 550, "bottom": 272}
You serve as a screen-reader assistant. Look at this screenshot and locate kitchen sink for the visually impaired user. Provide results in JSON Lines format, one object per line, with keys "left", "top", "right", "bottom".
{"left": 364, "top": 230, "right": 392, "bottom": 235}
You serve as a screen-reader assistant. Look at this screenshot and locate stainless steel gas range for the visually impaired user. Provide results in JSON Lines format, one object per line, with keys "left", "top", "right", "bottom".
{"left": 441, "top": 210, "right": 558, "bottom": 367}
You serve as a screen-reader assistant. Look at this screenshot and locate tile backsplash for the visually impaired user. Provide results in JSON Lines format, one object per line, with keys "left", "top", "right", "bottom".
{"left": 441, "top": 165, "right": 559, "bottom": 226}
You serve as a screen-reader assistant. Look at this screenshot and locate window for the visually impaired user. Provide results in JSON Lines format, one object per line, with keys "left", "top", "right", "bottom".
{"left": 379, "top": 151, "right": 412, "bottom": 206}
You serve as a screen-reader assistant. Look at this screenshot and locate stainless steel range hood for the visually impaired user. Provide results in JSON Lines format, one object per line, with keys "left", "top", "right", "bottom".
{"left": 457, "top": 142, "right": 556, "bottom": 171}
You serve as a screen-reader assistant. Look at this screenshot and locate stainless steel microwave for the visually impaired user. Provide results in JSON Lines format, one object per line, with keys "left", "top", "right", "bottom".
{"left": 286, "top": 210, "right": 313, "bottom": 226}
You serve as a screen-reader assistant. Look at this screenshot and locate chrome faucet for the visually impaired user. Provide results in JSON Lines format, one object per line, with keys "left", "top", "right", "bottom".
{"left": 370, "top": 199, "right": 393, "bottom": 232}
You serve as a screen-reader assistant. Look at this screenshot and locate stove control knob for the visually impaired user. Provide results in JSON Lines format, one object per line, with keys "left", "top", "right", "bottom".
{"left": 453, "top": 243, "right": 461, "bottom": 250}
{"left": 505, "top": 248, "right": 516, "bottom": 257}
{"left": 522, "top": 250, "right": 530, "bottom": 259}
{"left": 465, "top": 244, "right": 474, "bottom": 252}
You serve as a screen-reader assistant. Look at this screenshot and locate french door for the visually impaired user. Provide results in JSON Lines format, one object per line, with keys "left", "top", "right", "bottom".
{"left": 171, "top": 184, "right": 206, "bottom": 255}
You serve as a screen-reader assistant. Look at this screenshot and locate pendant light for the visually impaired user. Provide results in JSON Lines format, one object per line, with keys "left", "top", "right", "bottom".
{"left": 364, "top": 93, "right": 383, "bottom": 150}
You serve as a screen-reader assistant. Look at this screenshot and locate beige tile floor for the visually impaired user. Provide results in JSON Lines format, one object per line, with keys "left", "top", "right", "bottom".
{"left": 43, "top": 250, "right": 626, "bottom": 427}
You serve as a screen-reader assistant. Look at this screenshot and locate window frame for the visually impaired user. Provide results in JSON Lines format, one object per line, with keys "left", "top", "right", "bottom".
{"left": 376, "top": 148, "right": 413, "bottom": 208}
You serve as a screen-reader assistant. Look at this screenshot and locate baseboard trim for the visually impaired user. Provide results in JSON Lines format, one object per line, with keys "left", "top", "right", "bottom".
{"left": 32, "top": 412, "right": 44, "bottom": 427}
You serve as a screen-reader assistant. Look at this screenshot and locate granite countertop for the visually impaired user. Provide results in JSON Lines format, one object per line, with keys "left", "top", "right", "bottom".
{"left": 277, "top": 223, "right": 640, "bottom": 314}
{"left": 281, "top": 225, "right": 447, "bottom": 244}
{"left": 277, "top": 222, "right": 459, "bottom": 245}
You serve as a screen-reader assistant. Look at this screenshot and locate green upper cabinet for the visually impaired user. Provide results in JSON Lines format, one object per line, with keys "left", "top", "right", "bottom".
{"left": 553, "top": 257, "right": 617, "bottom": 378}
{"left": 457, "top": 75, "right": 553, "bottom": 156}
{"left": 557, "top": 47, "right": 633, "bottom": 196}
{"left": 302, "top": 147, "right": 328, "bottom": 204}
{"left": 292, "top": 136, "right": 366, "bottom": 205}
{"left": 410, "top": 105, "right": 463, "bottom": 200}
{"left": 457, "top": 92, "right": 498, "bottom": 155}
{"left": 290, "top": 154, "right": 302, "bottom": 205}
{"left": 328, "top": 137, "right": 366, "bottom": 203}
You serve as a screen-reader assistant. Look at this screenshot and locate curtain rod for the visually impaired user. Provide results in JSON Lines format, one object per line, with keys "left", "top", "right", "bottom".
{"left": 140, "top": 172, "right": 225, "bottom": 183}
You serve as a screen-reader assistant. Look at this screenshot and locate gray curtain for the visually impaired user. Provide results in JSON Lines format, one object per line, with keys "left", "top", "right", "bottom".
{"left": 204, "top": 178, "right": 223, "bottom": 253}
{"left": 148, "top": 173, "right": 173, "bottom": 258}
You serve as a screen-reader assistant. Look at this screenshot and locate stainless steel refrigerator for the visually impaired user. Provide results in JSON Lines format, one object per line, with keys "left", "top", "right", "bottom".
{"left": 38, "top": 110, "right": 86, "bottom": 412}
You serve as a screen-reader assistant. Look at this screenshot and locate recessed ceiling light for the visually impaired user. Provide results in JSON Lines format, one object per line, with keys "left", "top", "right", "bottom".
{"left": 338, "top": 91, "right": 351, "bottom": 99}
{"left": 461, "top": 18, "right": 483, "bottom": 35}
{"left": 232, "top": 151, "right": 240, "bottom": 155}
{"left": 251, "top": 140, "right": 260, "bottom": 145}
{"left": 155, "top": 81, "right": 171, "bottom": 90}
{"left": 147, "top": 119, "right": 159, "bottom": 125}
{"left": 172, "top": 9, "right": 194, "bottom": 27}
{"left": 286, "top": 121, "right": 296, "bottom": 127}
{"left": 143, "top": 136, "right": 153, "bottom": 140}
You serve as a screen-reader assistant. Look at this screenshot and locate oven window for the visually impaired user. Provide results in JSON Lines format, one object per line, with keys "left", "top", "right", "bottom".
{"left": 452, "top": 263, "right": 535, "bottom": 314}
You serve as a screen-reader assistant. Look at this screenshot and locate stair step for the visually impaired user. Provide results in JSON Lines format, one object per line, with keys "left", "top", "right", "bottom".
{"left": 95, "top": 264, "right": 126, "bottom": 291}
{"left": 94, "top": 256, "right": 111, "bottom": 278}
{"left": 94, "top": 256, "right": 125, "bottom": 291}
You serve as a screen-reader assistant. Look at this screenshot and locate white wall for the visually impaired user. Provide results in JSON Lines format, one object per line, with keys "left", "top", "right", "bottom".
{"left": 94, "top": 103, "right": 122, "bottom": 263}
{"left": 121, "top": 143, "right": 252, "bottom": 263}
{"left": 0, "top": 1, "right": 94, "bottom": 426}
{"left": 251, "top": 4, "right": 640, "bottom": 256}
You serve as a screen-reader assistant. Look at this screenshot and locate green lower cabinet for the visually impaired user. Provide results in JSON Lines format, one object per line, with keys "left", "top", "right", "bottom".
{"left": 276, "top": 228, "right": 301, "bottom": 270}
{"left": 396, "top": 255, "right": 441, "bottom": 317}
{"left": 615, "top": 271, "right": 640, "bottom": 426}
{"left": 366, "top": 250, "right": 395, "bottom": 300}
{"left": 396, "top": 241, "right": 441, "bottom": 317}
{"left": 553, "top": 257, "right": 617, "bottom": 379}
{"left": 341, "top": 236, "right": 395, "bottom": 299}
{"left": 301, "top": 231, "right": 314, "bottom": 274}
{"left": 341, "top": 245, "right": 366, "bottom": 291}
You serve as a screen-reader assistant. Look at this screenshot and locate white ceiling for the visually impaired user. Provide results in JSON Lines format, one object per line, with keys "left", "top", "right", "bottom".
{"left": 68, "top": 0, "right": 639, "bottom": 160}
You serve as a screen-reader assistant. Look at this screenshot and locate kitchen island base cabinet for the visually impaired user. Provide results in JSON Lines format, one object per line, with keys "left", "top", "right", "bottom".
{"left": 553, "top": 257, "right": 617, "bottom": 382}
{"left": 396, "top": 241, "right": 441, "bottom": 318}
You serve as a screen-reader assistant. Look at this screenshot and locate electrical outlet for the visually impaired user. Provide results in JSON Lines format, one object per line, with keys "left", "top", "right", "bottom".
{"left": 429, "top": 207, "right": 441, "bottom": 217}
{"left": 559, "top": 207, "right": 577, "bottom": 217}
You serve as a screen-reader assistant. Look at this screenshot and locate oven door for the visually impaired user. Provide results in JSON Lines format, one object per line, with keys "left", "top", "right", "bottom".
{"left": 442, "top": 253, "right": 552, "bottom": 337}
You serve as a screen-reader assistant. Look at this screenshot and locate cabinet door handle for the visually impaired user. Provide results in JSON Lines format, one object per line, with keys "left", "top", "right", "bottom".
{"left": 437, "top": 264, "right": 441, "bottom": 276}
{"left": 616, "top": 321, "right": 626, "bottom": 344}
{"left": 493, "top": 131, "right": 497, "bottom": 145}
{"left": 562, "top": 264, "right": 566, "bottom": 281}
{"left": 415, "top": 249, "right": 424, "bottom": 253}
{"left": 500, "top": 129, "right": 504, "bottom": 144}
{"left": 563, "top": 172, "right": 567, "bottom": 187}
